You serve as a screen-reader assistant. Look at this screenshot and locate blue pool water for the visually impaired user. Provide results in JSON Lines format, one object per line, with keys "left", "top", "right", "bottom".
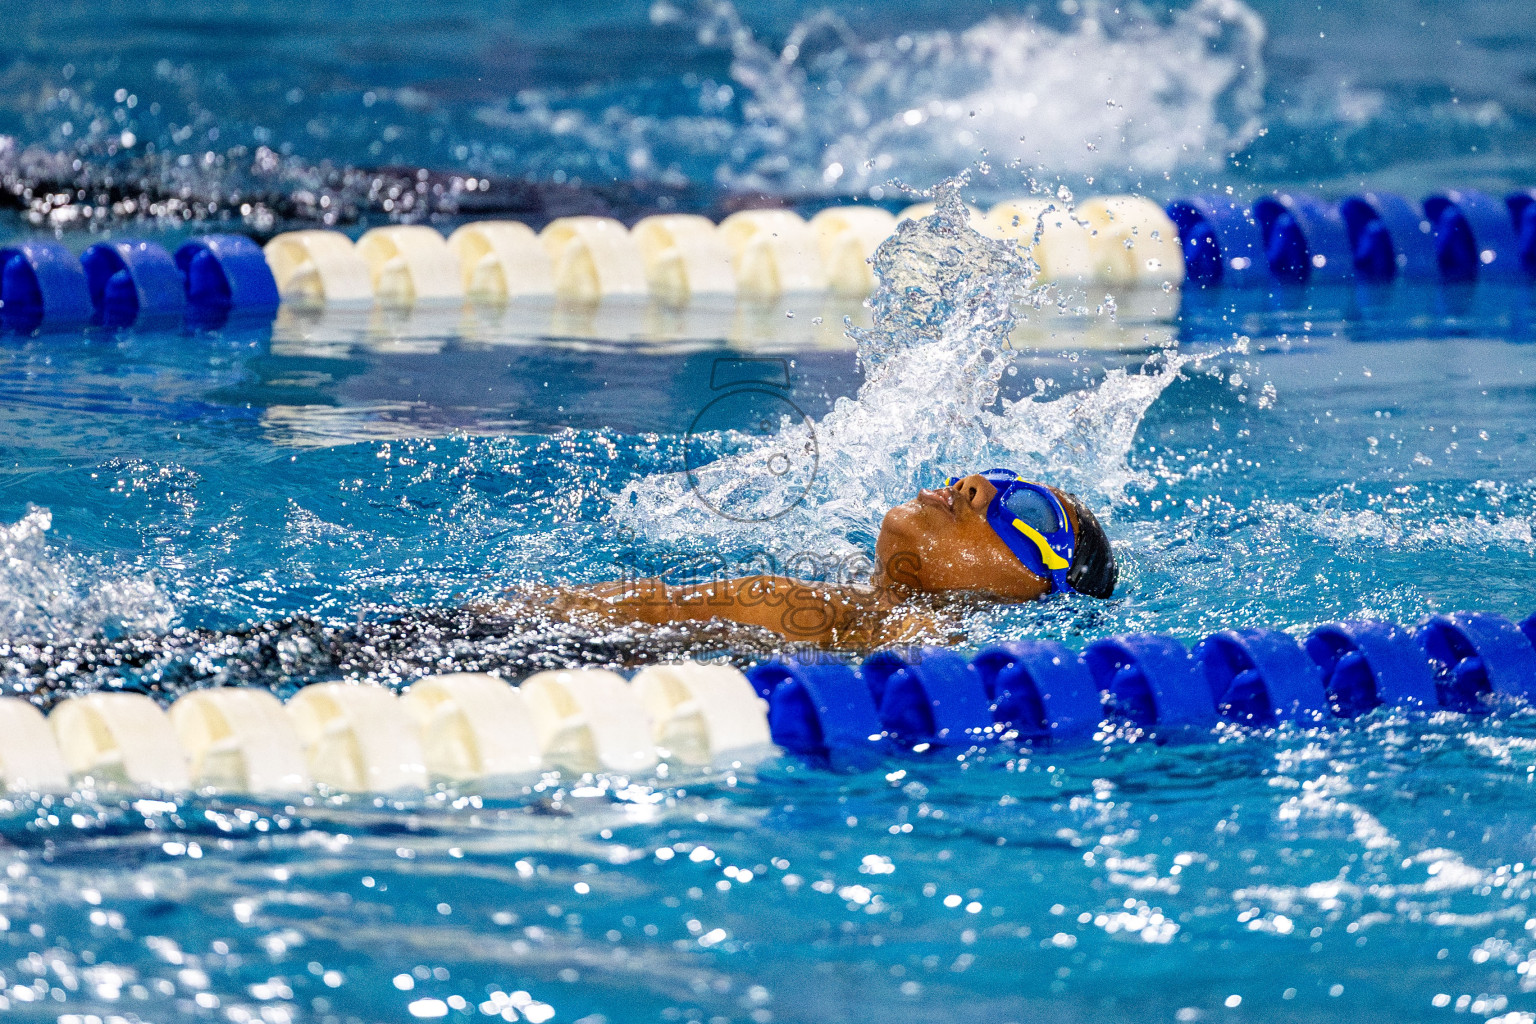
{"left": 1, "top": 1, "right": 1535, "bottom": 1022}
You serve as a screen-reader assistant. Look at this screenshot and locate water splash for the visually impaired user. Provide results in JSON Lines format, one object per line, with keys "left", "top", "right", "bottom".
{"left": 1282, "top": 495, "right": 1536, "bottom": 552}
{"left": 612, "top": 185, "right": 1188, "bottom": 574}
{"left": 680, "top": 0, "right": 1268, "bottom": 193}
{"left": 0, "top": 507, "right": 174, "bottom": 641}
{"left": 492, "top": 0, "right": 1270, "bottom": 197}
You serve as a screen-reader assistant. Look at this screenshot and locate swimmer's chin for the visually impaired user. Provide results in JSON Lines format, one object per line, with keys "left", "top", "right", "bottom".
{"left": 874, "top": 502, "right": 938, "bottom": 576}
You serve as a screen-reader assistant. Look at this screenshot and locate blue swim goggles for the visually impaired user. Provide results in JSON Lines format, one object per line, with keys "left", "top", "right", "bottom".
{"left": 945, "top": 469, "right": 1076, "bottom": 594}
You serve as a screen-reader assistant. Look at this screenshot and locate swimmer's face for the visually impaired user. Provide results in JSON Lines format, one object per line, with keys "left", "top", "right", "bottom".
{"left": 876, "top": 474, "right": 1075, "bottom": 600}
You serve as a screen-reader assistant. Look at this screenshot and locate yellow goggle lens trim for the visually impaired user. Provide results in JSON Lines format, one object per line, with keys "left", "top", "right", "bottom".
{"left": 1013, "top": 518, "right": 1071, "bottom": 571}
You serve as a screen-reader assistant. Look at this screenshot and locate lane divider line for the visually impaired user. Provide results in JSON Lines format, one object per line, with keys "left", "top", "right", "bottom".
{"left": 4, "top": 610, "right": 1534, "bottom": 795}
{"left": 4, "top": 188, "right": 1533, "bottom": 329}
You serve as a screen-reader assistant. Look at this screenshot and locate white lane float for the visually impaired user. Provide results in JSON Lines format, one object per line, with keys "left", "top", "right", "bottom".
{"left": 355, "top": 225, "right": 465, "bottom": 305}
{"left": 1077, "top": 196, "right": 1186, "bottom": 286}
{"left": 50, "top": 693, "right": 192, "bottom": 791}
{"left": 718, "top": 210, "right": 828, "bottom": 298}
{"left": 809, "top": 207, "right": 898, "bottom": 296}
{"left": 287, "top": 683, "right": 428, "bottom": 793}
{"left": 254, "top": 195, "right": 1191, "bottom": 309}
{"left": 402, "top": 673, "right": 543, "bottom": 782}
{"left": 446, "top": 221, "right": 556, "bottom": 301}
{"left": 263, "top": 230, "right": 375, "bottom": 304}
{"left": 519, "top": 668, "right": 659, "bottom": 774}
{"left": 632, "top": 214, "right": 737, "bottom": 304}
{"left": 0, "top": 658, "right": 781, "bottom": 796}
{"left": 983, "top": 199, "right": 1097, "bottom": 283}
{"left": 540, "top": 217, "right": 649, "bottom": 302}
{"left": 631, "top": 663, "right": 772, "bottom": 764}
{"left": 169, "top": 688, "right": 311, "bottom": 795}
{"left": 0, "top": 699, "right": 70, "bottom": 793}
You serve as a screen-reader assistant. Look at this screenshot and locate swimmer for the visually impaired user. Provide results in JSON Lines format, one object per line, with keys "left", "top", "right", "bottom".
{"left": 3, "top": 471, "right": 1117, "bottom": 693}
{"left": 529, "top": 470, "right": 1117, "bottom": 648}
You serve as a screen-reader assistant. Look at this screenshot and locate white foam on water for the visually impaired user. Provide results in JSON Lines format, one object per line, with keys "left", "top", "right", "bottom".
{"left": 700, "top": 0, "right": 1269, "bottom": 192}
{"left": 1281, "top": 501, "right": 1536, "bottom": 552}
{"left": 493, "top": 0, "right": 1267, "bottom": 194}
{"left": 0, "top": 507, "right": 174, "bottom": 639}
{"left": 612, "top": 185, "right": 1189, "bottom": 571}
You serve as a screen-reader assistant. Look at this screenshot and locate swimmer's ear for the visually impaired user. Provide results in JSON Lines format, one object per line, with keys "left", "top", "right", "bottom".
{"left": 1063, "top": 492, "right": 1117, "bottom": 599}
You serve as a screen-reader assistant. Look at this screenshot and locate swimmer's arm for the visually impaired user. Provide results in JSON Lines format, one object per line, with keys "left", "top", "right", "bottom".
{"left": 507, "top": 575, "right": 861, "bottom": 644}
{"left": 602, "top": 576, "right": 958, "bottom": 647}
{"left": 674, "top": 577, "right": 959, "bottom": 647}
{"left": 491, "top": 576, "right": 957, "bottom": 648}
{"left": 626, "top": 575, "right": 852, "bottom": 644}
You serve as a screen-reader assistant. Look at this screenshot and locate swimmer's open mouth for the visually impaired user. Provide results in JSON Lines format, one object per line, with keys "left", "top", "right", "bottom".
{"left": 917, "top": 488, "right": 955, "bottom": 516}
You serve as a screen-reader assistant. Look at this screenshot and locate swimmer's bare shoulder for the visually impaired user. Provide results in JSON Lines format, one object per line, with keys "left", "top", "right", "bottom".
{"left": 478, "top": 575, "right": 959, "bottom": 649}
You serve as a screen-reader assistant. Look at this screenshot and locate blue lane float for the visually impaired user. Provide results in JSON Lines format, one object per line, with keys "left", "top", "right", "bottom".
{"left": 1416, "top": 612, "right": 1536, "bottom": 709}
{"left": 1423, "top": 189, "right": 1525, "bottom": 282}
{"left": 861, "top": 647, "right": 993, "bottom": 747}
{"left": 1164, "top": 196, "right": 1267, "bottom": 287}
{"left": 1194, "top": 628, "right": 1328, "bottom": 726}
{"left": 1171, "top": 189, "right": 1536, "bottom": 287}
{"left": 1510, "top": 190, "right": 1536, "bottom": 276}
{"left": 81, "top": 239, "right": 186, "bottom": 326}
{"left": 747, "top": 609, "right": 1536, "bottom": 759}
{"left": 174, "top": 234, "right": 281, "bottom": 317}
{"left": 970, "top": 640, "right": 1102, "bottom": 744}
{"left": 1251, "top": 192, "right": 1354, "bottom": 285}
{"left": 1339, "top": 191, "right": 1439, "bottom": 282}
{"left": 0, "top": 241, "right": 94, "bottom": 332}
{"left": 1081, "top": 634, "right": 1214, "bottom": 733}
{"left": 1303, "top": 620, "right": 1439, "bottom": 715}
{"left": 748, "top": 658, "right": 884, "bottom": 759}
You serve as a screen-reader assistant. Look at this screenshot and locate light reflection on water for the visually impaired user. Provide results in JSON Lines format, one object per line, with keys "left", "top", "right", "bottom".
{"left": 0, "top": 210, "right": 1532, "bottom": 1024}
{"left": 0, "top": 712, "right": 1534, "bottom": 1023}
{"left": 0, "top": 0, "right": 1531, "bottom": 1016}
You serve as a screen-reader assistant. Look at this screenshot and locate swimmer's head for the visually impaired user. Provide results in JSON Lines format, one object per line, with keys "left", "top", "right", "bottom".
{"left": 875, "top": 472, "right": 1117, "bottom": 600}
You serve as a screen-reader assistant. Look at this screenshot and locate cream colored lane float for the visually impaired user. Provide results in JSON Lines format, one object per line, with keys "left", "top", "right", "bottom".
{"left": 632, "top": 214, "right": 737, "bottom": 305}
{"left": 258, "top": 197, "right": 1187, "bottom": 306}
{"left": 446, "top": 221, "right": 556, "bottom": 301}
{"left": 718, "top": 210, "right": 828, "bottom": 299}
{"left": 631, "top": 664, "right": 771, "bottom": 764}
{"left": 401, "top": 673, "right": 543, "bottom": 782}
{"left": 169, "top": 688, "right": 311, "bottom": 794}
{"left": 51, "top": 693, "right": 192, "bottom": 791}
{"left": 263, "top": 230, "right": 375, "bottom": 304}
{"left": 287, "top": 683, "right": 428, "bottom": 792}
{"left": 983, "top": 199, "right": 1097, "bottom": 283}
{"left": 355, "top": 225, "right": 465, "bottom": 305}
{"left": 356, "top": 224, "right": 463, "bottom": 303}
{"left": 0, "top": 699, "right": 70, "bottom": 792}
{"left": 809, "top": 207, "right": 898, "bottom": 296}
{"left": 519, "top": 668, "right": 659, "bottom": 774}
{"left": 0, "top": 658, "right": 782, "bottom": 797}
{"left": 540, "top": 216, "right": 649, "bottom": 302}
{"left": 1077, "top": 196, "right": 1186, "bottom": 286}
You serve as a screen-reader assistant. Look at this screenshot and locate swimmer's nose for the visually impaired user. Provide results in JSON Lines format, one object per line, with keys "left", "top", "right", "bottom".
{"left": 950, "top": 473, "right": 997, "bottom": 513}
